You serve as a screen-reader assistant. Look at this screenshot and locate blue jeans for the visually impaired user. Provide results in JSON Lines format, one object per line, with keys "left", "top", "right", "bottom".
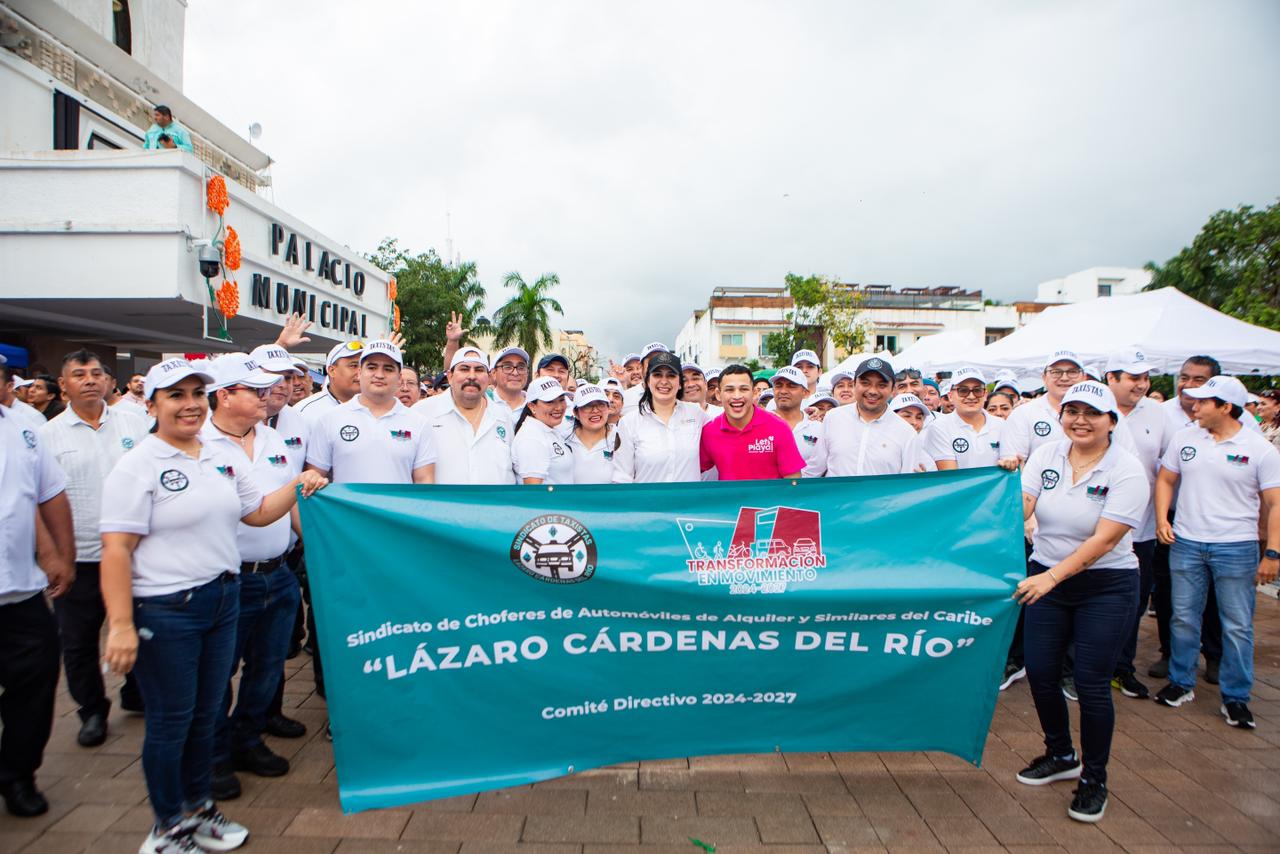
{"left": 133, "top": 573, "right": 240, "bottom": 830}
{"left": 214, "top": 564, "right": 301, "bottom": 764}
{"left": 1115, "top": 540, "right": 1156, "bottom": 676}
{"left": 1169, "top": 538, "right": 1258, "bottom": 704}
{"left": 1025, "top": 562, "right": 1137, "bottom": 786}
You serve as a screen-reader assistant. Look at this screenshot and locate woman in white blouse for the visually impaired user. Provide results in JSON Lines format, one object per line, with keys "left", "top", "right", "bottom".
{"left": 511, "top": 377, "right": 575, "bottom": 485}
{"left": 612, "top": 352, "right": 708, "bottom": 483}
{"left": 567, "top": 384, "right": 615, "bottom": 484}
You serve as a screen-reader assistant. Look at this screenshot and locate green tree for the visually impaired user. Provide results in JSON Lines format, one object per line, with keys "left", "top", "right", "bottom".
{"left": 491, "top": 271, "right": 564, "bottom": 362}
{"left": 367, "top": 238, "right": 488, "bottom": 371}
{"left": 763, "top": 273, "right": 869, "bottom": 363}
{"left": 1146, "top": 199, "right": 1280, "bottom": 328}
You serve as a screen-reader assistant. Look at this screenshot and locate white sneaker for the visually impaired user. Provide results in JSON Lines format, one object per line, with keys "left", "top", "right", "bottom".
{"left": 185, "top": 803, "right": 249, "bottom": 852}
{"left": 139, "top": 822, "right": 205, "bottom": 854}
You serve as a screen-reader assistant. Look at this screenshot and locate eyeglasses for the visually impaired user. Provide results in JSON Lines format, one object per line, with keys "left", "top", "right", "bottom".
{"left": 493, "top": 363, "right": 528, "bottom": 375}
{"left": 895, "top": 369, "right": 922, "bottom": 380}
{"left": 1045, "top": 368, "right": 1082, "bottom": 379}
{"left": 953, "top": 385, "right": 986, "bottom": 399}
{"left": 226, "top": 385, "right": 270, "bottom": 398}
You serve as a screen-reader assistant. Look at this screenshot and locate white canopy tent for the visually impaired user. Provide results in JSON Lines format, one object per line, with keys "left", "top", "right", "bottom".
{"left": 930, "top": 288, "right": 1280, "bottom": 377}
{"left": 824, "top": 349, "right": 894, "bottom": 385}
{"left": 888, "top": 329, "right": 983, "bottom": 374}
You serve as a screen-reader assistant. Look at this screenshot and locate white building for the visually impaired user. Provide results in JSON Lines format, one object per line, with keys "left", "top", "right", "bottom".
{"left": 0, "top": 0, "right": 390, "bottom": 376}
{"left": 676, "top": 284, "right": 1019, "bottom": 370}
{"left": 1034, "top": 267, "right": 1152, "bottom": 303}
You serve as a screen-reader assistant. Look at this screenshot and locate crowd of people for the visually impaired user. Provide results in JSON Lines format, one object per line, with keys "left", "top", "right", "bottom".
{"left": 1, "top": 314, "right": 1277, "bottom": 850}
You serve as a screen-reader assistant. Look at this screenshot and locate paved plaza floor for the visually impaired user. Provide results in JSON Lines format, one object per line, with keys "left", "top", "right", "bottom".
{"left": 3, "top": 596, "right": 1279, "bottom": 853}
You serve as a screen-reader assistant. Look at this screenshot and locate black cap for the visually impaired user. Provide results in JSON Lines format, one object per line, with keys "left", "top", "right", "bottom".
{"left": 646, "top": 351, "right": 682, "bottom": 377}
{"left": 855, "top": 357, "right": 894, "bottom": 384}
{"left": 537, "top": 353, "right": 570, "bottom": 371}
{"left": 433, "top": 372, "right": 448, "bottom": 388}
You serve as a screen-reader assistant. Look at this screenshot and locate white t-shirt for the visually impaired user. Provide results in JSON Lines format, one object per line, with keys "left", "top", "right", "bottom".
{"left": 1116, "top": 396, "right": 1169, "bottom": 542}
{"left": 306, "top": 396, "right": 437, "bottom": 484}
{"left": 612, "top": 401, "right": 708, "bottom": 483}
{"left": 1161, "top": 424, "right": 1280, "bottom": 543}
{"left": 823, "top": 405, "right": 918, "bottom": 476}
{"left": 1022, "top": 440, "right": 1149, "bottom": 570}
{"left": 567, "top": 428, "right": 616, "bottom": 484}
{"left": 923, "top": 411, "right": 1003, "bottom": 469}
{"left": 200, "top": 420, "right": 294, "bottom": 562}
{"left": 788, "top": 416, "right": 828, "bottom": 478}
{"left": 100, "top": 435, "right": 263, "bottom": 597}
{"left": 0, "top": 408, "right": 66, "bottom": 600}
{"left": 267, "top": 403, "right": 309, "bottom": 476}
{"left": 413, "top": 393, "right": 515, "bottom": 485}
{"left": 41, "top": 403, "right": 149, "bottom": 562}
{"left": 512, "top": 417, "right": 576, "bottom": 484}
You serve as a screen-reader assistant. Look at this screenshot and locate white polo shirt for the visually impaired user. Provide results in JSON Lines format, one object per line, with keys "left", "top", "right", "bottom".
{"left": 620, "top": 384, "right": 644, "bottom": 417}
{"left": 307, "top": 396, "right": 436, "bottom": 484}
{"left": 904, "top": 432, "right": 939, "bottom": 473}
{"left": 294, "top": 387, "right": 345, "bottom": 425}
{"left": 1116, "top": 396, "right": 1169, "bottom": 541}
{"left": 112, "top": 398, "right": 150, "bottom": 421}
{"left": 512, "top": 417, "right": 576, "bottom": 484}
{"left": 0, "top": 408, "right": 67, "bottom": 601}
{"left": 2, "top": 399, "right": 46, "bottom": 430}
{"left": 200, "top": 420, "right": 294, "bottom": 562}
{"left": 100, "top": 435, "right": 263, "bottom": 597}
{"left": 612, "top": 401, "right": 707, "bottom": 483}
{"left": 266, "top": 403, "right": 309, "bottom": 476}
{"left": 999, "top": 395, "right": 1063, "bottom": 461}
{"left": 41, "top": 403, "right": 149, "bottom": 562}
{"left": 1022, "top": 440, "right": 1149, "bottom": 570}
{"left": 789, "top": 416, "right": 828, "bottom": 478}
{"left": 1161, "top": 424, "right": 1280, "bottom": 543}
{"left": 567, "top": 428, "right": 616, "bottom": 484}
{"left": 924, "top": 411, "right": 1004, "bottom": 469}
{"left": 412, "top": 393, "right": 515, "bottom": 485}
{"left": 823, "top": 405, "right": 918, "bottom": 476}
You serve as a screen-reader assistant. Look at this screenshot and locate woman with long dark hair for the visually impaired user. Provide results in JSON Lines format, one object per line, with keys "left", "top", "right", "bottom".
{"left": 612, "top": 352, "right": 707, "bottom": 483}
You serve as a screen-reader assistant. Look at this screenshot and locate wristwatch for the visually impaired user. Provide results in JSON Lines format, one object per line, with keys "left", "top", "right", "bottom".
{"left": 1264, "top": 549, "right": 1280, "bottom": 561}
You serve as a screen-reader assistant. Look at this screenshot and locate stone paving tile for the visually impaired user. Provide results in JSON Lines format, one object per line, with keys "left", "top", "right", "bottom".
{"left": 476, "top": 788, "right": 587, "bottom": 816}
{"left": 694, "top": 790, "right": 808, "bottom": 817}
{"left": 639, "top": 815, "right": 760, "bottom": 844}
{"left": 336, "top": 841, "right": 461, "bottom": 854}
{"left": 401, "top": 813, "right": 524, "bottom": 843}
{"left": 755, "top": 812, "right": 820, "bottom": 843}
{"left": 586, "top": 789, "right": 695, "bottom": 818}
{"left": 283, "top": 807, "right": 412, "bottom": 839}
{"left": 522, "top": 814, "right": 638, "bottom": 844}
{"left": 811, "top": 813, "right": 883, "bottom": 846}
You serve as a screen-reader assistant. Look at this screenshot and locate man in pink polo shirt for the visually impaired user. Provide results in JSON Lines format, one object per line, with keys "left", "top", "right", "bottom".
{"left": 700, "top": 364, "right": 805, "bottom": 481}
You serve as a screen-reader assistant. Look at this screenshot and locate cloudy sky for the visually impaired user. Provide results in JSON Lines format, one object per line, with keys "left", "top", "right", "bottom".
{"left": 184, "top": 1, "right": 1280, "bottom": 356}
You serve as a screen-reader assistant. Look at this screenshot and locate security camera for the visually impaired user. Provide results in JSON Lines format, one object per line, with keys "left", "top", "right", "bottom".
{"left": 198, "top": 243, "right": 221, "bottom": 279}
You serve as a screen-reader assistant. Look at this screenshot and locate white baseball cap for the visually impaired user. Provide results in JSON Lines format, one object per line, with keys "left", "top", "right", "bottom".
{"left": 492, "top": 346, "right": 530, "bottom": 367}
{"left": 1060, "top": 381, "right": 1120, "bottom": 417}
{"left": 890, "top": 393, "right": 930, "bottom": 416}
{"left": 528, "top": 376, "right": 572, "bottom": 404}
{"left": 681, "top": 362, "right": 705, "bottom": 376}
{"left": 249, "top": 344, "right": 303, "bottom": 375}
{"left": 207, "top": 353, "right": 284, "bottom": 392}
{"left": 360, "top": 340, "right": 403, "bottom": 367}
{"left": 1044, "top": 349, "right": 1084, "bottom": 372}
{"left": 1183, "top": 375, "right": 1248, "bottom": 409}
{"left": 13, "top": 376, "right": 34, "bottom": 389}
{"left": 622, "top": 352, "right": 641, "bottom": 365}
{"left": 949, "top": 367, "right": 986, "bottom": 388}
{"left": 143, "top": 358, "right": 216, "bottom": 399}
{"left": 640, "top": 342, "right": 669, "bottom": 359}
{"left": 804, "top": 390, "right": 838, "bottom": 408}
{"left": 827, "top": 369, "right": 854, "bottom": 385}
{"left": 790, "top": 349, "right": 821, "bottom": 369}
{"left": 938, "top": 380, "right": 952, "bottom": 397}
{"left": 573, "top": 384, "right": 608, "bottom": 408}
{"left": 1105, "top": 347, "right": 1152, "bottom": 376}
{"left": 758, "top": 388, "right": 775, "bottom": 402}
{"left": 326, "top": 339, "right": 363, "bottom": 366}
{"left": 449, "top": 347, "right": 489, "bottom": 370}
{"left": 771, "top": 366, "right": 808, "bottom": 388}
{"left": 994, "top": 369, "right": 1018, "bottom": 384}
{"left": 602, "top": 377, "right": 624, "bottom": 393}
{"left": 705, "top": 368, "right": 721, "bottom": 382}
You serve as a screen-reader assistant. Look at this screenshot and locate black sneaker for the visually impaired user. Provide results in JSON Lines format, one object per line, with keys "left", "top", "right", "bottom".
{"left": 1205, "top": 658, "right": 1220, "bottom": 685}
{"left": 232, "top": 743, "right": 289, "bottom": 778}
{"left": 999, "top": 663, "right": 1026, "bottom": 691}
{"left": 1111, "top": 672, "right": 1149, "bottom": 699}
{"left": 1015, "top": 752, "right": 1082, "bottom": 786}
{"left": 210, "top": 761, "right": 241, "bottom": 801}
{"left": 1154, "top": 683, "right": 1195, "bottom": 707}
{"left": 1061, "top": 677, "right": 1078, "bottom": 702}
{"left": 1067, "top": 781, "right": 1107, "bottom": 823}
{"left": 1147, "top": 657, "right": 1169, "bottom": 679}
{"left": 265, "top": 713, "right": 307, "bottom": 739}
{"left": 1221, "top": 702, "right": 1256, "bottom": 729}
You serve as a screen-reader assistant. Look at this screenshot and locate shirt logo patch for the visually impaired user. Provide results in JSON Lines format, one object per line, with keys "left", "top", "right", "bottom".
{"left": 952, "top": 437, "right": 970, "bottom": 453}
{"left": 603, "top": 449, "right": 613, "bottom": 460}
{"left": 552, "top": 442, "right": 565, "bottom": 456}
{"left": 283, "top": 437, "right": 303, "bottom": 448}
{"left": 121, "top": 437, "right": 135, "bottom": 450}
{"left": 747, "top": 435, "right": 775, "bottom": 454}
{"left": 1086, "top": 484, "right": 1109, "bottom": 502}
{"left": 339, "top": 425, "right": 360, "bottom": 442}
{"left": 802, "top": 434, "right": 818, "bottom": 445}
{"left": 268, "top": 454, "right": 288, "bottom": 467}
{"left": 1180, "top": 446, "right": 1196, "bottom": 462}
{"left": 390, "top": 429, "right": 412, "bottom": 441}
{"left": 1033, "top": 421, "right": 1052, "bottom": 437}
{"left": 497, "top": 426, "right": 507, "bottom": 439}
{"left": 1041, "top": 469, "right": 1061, "bottom": 490}
{"left": 22, "top": 429, "right": 36, "bottom": 448}
{"left": 1227, "top": 454, "right": 1250, "bottom": 466}
{"left": 216, "top": 465, "right": 236, "bottom": 478}
{"left": 159, "top": 469, "right": 189, "bottom": 492}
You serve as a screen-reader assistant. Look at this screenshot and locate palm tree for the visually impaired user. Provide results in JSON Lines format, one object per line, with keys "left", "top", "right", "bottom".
{"left": 492, "top": 271, "right": 564, "bottom": 360}
{"left": 445, "top": 260, "right": 492, "bottom": 339}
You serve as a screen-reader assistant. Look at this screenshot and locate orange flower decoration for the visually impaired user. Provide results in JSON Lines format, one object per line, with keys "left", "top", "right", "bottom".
{"left": 223, "top": 226, "right": 241, "bottom": 271}
{"left": 207, "top": 175, "right": 229, "bottom": 216}
{"left": 216, "top": 280, "right": 240, "bottom": 319}
{"left": 388, "top": 275, "right": 397, "bottom": 301}
{"left": 393, "top": 303, "right": 401, "bottom": 331}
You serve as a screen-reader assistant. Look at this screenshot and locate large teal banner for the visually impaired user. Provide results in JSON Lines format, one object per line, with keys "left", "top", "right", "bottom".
{"left": 300, "top": 469, "right": 1024, "bottom": 813}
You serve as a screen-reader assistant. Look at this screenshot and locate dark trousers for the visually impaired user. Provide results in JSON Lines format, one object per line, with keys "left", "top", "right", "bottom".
{"left": 267, "top": 546, "right": 322, "bottom": 719}
{"left": 133, "top": 574, "right": 239, "bottom": 830}
{"left": 1115, "top": 540, "right": 1157, "bottom": 676}
{"left": 1007, "top": 540, "right": 1033, "bottom": 667}
{"left": 53, "top": 562, "right": 139, "bottom": 720}
{"left": 1154, "top": 536, "right": 1222, "bottom": 661}
{"left": 1025, "top": 562, "right": 1137, "bottom": 787}
{"left": 0, "top": 594, "right": 60, "bottom": 786}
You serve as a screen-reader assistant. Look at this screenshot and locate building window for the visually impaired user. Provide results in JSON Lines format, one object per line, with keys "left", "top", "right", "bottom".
{"left": 1097, "top": 283, "right": 1112, "bottom": 297}
{"left": 113, "top": 0, "right": 132, "bottom": 54}
{"left": 720, "top": 333, "right": 743, "bottom": 346}
{"left": 875, "top": 334, "right": 898, "bottom": 352}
